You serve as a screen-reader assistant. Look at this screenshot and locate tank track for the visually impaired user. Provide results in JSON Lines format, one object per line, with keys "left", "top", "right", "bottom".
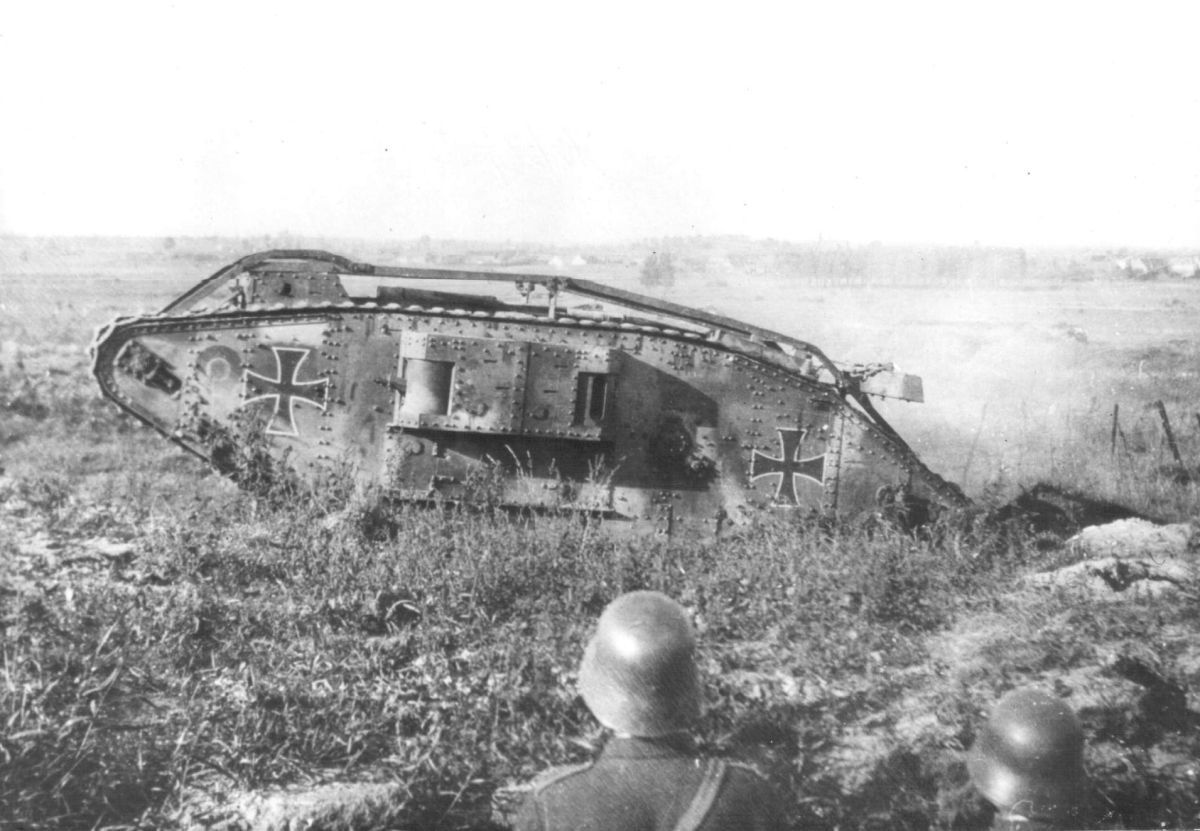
{"left": 92, "top": 293, "right": 971, "bottom": 516}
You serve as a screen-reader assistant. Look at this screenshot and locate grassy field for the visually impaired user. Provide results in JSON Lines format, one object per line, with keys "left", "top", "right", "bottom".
{"left": 2, "top": 238, "right": 1198, "bottom": 829}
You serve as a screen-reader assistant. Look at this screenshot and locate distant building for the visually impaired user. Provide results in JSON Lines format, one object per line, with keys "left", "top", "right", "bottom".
{"left": 1115, "top": 257, "right": 1174, "bottom": 278}
{"left": 1167, "top": 256, "right": 1200, "bottom": 278}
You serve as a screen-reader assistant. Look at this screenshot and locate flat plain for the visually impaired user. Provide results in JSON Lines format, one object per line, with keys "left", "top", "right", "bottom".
{"left": 2, "top": 238, "right": 1198, "bottom": 830}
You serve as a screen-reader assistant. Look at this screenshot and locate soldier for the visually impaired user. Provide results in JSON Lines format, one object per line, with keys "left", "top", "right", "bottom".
{"left": 967, "top": 687, "right": 1091, "bottom": 830}
{"left": 513, "top": 590, "right": 787, "bottom": 831}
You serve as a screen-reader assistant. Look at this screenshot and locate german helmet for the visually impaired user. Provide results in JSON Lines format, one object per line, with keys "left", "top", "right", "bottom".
{"left": 578, "top": 591, "right": 701, "bottom": 737}
{"left": 968, "top": 688, "right": 1088, "bottom": 822}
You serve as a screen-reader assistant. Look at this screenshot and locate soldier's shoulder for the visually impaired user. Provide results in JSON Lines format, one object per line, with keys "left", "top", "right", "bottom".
{"left": 528, "top": 761, "right": 594, "bottom": 796}
{"left": 719, "top": 761, "right": 787, "bottom": 807}
{"left": 696, "top": 760, "right": 787, "bottom": 830}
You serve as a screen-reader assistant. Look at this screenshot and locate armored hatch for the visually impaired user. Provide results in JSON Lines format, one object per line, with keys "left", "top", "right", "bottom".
{"left": 92, "top": 250, "right": 968, "bottom": 533}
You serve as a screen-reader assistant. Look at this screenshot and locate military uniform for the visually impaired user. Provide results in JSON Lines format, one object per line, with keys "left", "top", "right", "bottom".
{"left": 515, "top": 591, "right": 789, "bottom": 831}
{"left": 513, "top": 734, "right": 786, "bottom": 831}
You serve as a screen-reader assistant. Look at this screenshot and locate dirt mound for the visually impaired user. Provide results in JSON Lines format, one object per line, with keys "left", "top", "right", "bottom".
{"left": 1068, "top": 518, "right": 1197, "bottom": 559}
{"left": 988, "top": 482, "right": 1161, "bottom": 539}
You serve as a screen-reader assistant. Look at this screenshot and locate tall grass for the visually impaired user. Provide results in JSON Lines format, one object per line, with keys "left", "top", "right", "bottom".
{"left": 8, "top": 488, "right": 1193, "bottom": 829}
{"left": 0, "top": 458, "right": 1073, "bottom": 830}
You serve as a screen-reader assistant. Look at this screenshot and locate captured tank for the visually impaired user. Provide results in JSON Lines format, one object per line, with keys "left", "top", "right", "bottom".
{"left": 92, "top": 250, "right": 968, "bottom": 533}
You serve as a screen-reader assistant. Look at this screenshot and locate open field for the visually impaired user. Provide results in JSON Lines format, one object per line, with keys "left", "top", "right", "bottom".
{"left": 2, "top": 238, "right": 1199, "bottom": 829}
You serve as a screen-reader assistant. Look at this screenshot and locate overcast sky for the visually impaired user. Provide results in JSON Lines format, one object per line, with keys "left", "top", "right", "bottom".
{"left": 2, "top": 2, "right": 1198, "bottom": 247}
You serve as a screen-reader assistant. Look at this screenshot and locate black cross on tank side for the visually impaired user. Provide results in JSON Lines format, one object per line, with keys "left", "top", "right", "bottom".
{"left": 750, "top": 428, "right": 827, "bottom": 505}
{"left": 242, "top": 346, "right": 329, "bottom": 436}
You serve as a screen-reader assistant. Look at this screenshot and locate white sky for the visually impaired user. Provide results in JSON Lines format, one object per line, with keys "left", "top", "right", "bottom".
{"left": 2, "top": 1, "right": 1198, "bottom": 247}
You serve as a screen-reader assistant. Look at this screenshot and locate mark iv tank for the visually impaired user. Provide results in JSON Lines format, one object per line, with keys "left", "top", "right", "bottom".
{"left": 92, "top": 250, "right": 968, "bottom": 533}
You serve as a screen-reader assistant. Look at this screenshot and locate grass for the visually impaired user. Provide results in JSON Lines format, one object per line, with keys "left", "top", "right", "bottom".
{"left": 0, "top": 489, "right": 988, "bottom": 828}
{"left": 2, "top": 242, "right": 1199, "bottom": 829}
{"left": 6, "top": 448, "right": 1195, "bottom": 829}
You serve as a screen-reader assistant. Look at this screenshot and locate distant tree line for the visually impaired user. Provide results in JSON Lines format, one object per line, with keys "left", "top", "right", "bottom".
{"left": 640, "top": 242, "right": 1033, "bottom": 287}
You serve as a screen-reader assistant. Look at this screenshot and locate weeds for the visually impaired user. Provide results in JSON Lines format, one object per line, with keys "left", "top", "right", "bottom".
{"left": 2, "top": 588, "right": 183, "bottom": 828}
{"left": 7, "top": 476, "right": 1025, "bottom": 829}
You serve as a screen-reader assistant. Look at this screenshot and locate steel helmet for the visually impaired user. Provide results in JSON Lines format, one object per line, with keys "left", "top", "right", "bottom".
{"left": 578, "top": 591, "right": 701, "bottom": 737}
{"left": 967, "top": 688, "right": 1087, "bottom": 823}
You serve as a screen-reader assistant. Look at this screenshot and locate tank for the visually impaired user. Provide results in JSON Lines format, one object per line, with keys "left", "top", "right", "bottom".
{"left": 91, "top": 250, "right": 969, "bottom": 534}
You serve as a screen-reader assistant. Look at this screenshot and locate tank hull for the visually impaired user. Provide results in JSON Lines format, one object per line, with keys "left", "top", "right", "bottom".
{"left": 92, "top": 251, "right": 967, "bottom": 532}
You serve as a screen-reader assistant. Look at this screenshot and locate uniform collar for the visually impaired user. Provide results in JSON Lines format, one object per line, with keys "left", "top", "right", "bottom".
{"left": 601, "top": 734, "right": 697, "bottom": 760}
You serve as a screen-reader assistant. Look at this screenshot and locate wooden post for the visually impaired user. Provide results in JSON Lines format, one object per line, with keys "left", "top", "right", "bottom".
{"left": 1111, "top": 403, "right": 1120, "bottom": 456}
{"left": 1155, "top": 400, "right": 1189, "bottom": 481}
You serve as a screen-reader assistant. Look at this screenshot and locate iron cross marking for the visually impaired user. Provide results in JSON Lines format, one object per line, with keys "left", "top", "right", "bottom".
{"left": 750, "top": 428, "right": 826, "bottom": 505}
{"left": 242, "top": 347, "right": 329, "bottom": 436}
